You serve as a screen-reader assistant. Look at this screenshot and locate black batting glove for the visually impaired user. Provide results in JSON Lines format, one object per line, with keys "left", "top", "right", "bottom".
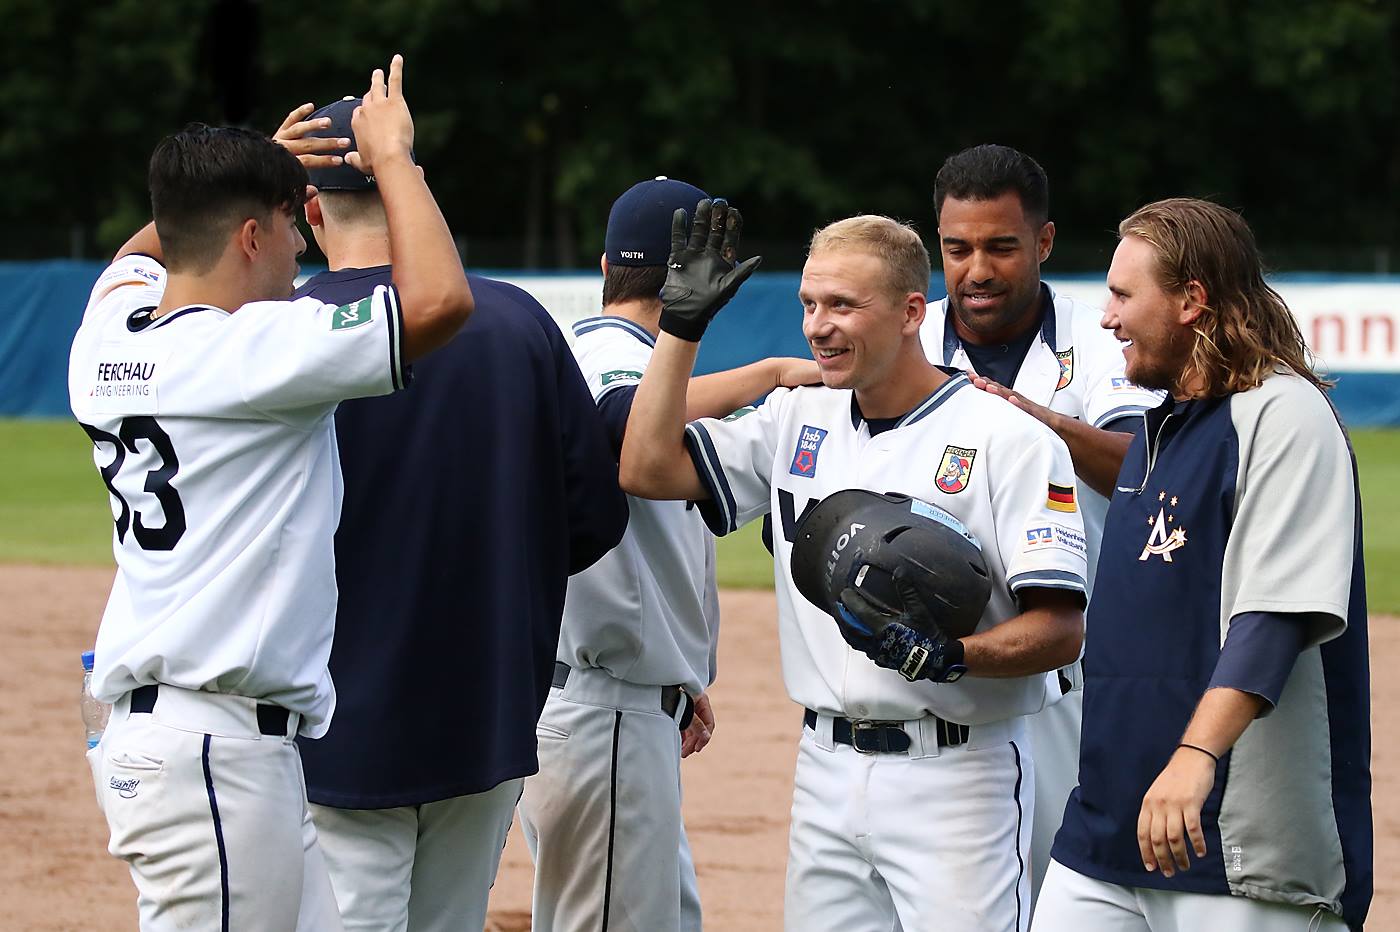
{"left": 837, "top": 567, "right": 967, "bottom": 683}
{"left": 659, "top": 198, "right": 762, "bottom": 342}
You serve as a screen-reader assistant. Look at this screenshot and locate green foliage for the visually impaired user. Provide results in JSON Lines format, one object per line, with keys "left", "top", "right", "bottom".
{"left": 2, "top": 0, "right": 1396, "bottom": 267}
{"left": 4, "top": 419, "right": 1400, "bottom": 616}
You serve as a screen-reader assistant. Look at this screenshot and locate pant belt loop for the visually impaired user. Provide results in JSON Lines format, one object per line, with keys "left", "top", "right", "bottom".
{"left": 815, "top": 713, "right": 836, "bottom": 751}
{"left": 911, "top": 716, "right": 941, "bottom": 760}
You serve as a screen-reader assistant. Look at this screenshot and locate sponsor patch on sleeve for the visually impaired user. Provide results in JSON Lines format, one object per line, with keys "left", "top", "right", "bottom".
{"left": 601, "top": 369, "right": 643, "bottom": 386}
{"left": 331, "top": 297, "right": 374, "bottom": 331}
{"left": 1024, "top": 523, "right": 1087, "bottom": 556}
{"left": 1047, "top": 482, "right": 1077, "bottom": 513}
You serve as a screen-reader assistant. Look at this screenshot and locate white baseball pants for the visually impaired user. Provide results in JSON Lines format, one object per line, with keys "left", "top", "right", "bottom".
{"left": 785, "top": 713, "right": 1034, "bottom": 932}
{"left": 1032, "top": 859, "right": 1347, "bottom": 931}
{"left": 88, "top": 685, "right": 342, "bottom": 931}
{"left": 309, "top": 777, "right": 522, "bottom": 932}
{"left": 517, "top": 668, "right": 700, "bottom": 932}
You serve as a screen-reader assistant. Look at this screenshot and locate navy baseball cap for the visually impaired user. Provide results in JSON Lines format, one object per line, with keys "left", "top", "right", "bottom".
{"left": 605, "top": 177, "right": 708, "bottom": 267}
{"left": 302, "top": 97, "right": 416, "bottom": 192}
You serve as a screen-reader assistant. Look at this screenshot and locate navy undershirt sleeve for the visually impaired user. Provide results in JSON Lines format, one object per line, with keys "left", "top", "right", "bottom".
{"left": 595, "top": 384, "right": 637, "bottom": 457}
{"left": 1207, "top": 610, "right": 1314, "bottom": 713}
{"left": 1100, "top": 414, "right": 1145, "bottom": 435}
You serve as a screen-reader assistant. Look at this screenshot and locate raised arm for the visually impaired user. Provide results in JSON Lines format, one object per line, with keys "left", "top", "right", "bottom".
{"left": 619, "top": 198, "right": 762, "bottom": 500}
{"left": 113, "top": 223, "right": 163, "bottom": 263}
{"left": 621, "top": 331, "right": 709, "bottom": 500}
{"left": 345, "top": 55, "right": 473, "bottom": 361}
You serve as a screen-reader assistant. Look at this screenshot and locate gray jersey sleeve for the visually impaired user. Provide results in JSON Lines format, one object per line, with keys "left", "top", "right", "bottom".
{"left": 1220, "top": 371, "right": 1354, "bottom": 647}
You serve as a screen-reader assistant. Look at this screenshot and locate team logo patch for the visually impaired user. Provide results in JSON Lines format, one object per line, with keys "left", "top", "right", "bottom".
{"left": 789, "top": 425, "right": 828, "bottom": 477}
{"left": 1140, "top": 489, "right": 1188, "bottom": 562}
{"left": 331, "top": 297, "right": 374, "bottom": 331}
{"left": 935, "top": 445, "right": 976, "bottom": 494}
{"left": 1055, "top": 348, "right": 1074, "bottom": 390}
{"left": 601, "top": 369, "right": 643, "bottom": 386}
{"left": 1046, "top": 482, "right": 1077, "bottom": 513}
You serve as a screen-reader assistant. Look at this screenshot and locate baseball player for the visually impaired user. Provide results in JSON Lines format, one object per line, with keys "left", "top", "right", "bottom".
{"left": 273, "top": 98, "right": 629, "bottom": 931}
{"left": 920, "top": 144, "right": 1161, "bottom": 905}
{"left": 621, "top": 207, "right": 1088, "bottom": 932}
{"left": 73, "top": 58, "right": 475, "bottom": 930}
{"left": 1036, "top": 199, "right": 1371, "bottom": 930}
{"left": 516, "top": 177, "right": 818, "bottom": 932}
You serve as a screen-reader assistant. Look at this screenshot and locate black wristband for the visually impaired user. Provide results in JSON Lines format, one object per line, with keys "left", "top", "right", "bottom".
{"left": 1177, "top": 742, "right": 1220, "bottom": 764}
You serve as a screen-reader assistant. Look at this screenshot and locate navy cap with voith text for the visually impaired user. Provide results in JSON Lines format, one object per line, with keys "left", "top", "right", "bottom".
{"left": 303, "top": 97, "right": 416, "bottom": 192}
{"left": 605, "top": 177, "right": 708, "bottom": 267}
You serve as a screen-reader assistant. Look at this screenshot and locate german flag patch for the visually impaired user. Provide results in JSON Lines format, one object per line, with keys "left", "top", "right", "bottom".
{"left": 1047, "top": 482, "right": 1077, "bottom": 513}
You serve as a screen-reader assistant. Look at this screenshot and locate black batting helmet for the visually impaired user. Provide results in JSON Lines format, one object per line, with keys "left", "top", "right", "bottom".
{"left": 789, "top": 489, "right": 991, "bottom": 640}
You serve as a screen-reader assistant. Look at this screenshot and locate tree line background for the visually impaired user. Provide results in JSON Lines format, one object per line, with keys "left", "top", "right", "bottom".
{"left": 3, "top": 0, "right": 1397, "bottom": 272}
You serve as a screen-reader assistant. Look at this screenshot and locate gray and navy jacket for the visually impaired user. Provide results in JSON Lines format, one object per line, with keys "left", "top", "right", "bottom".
{"left": 1052, "top": 369, "right": 1371, "bottom": 928}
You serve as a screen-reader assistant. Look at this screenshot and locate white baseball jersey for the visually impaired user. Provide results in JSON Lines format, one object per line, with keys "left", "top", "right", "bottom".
{"left": 920, "top": 286, "right": 1161, "bottom": 589}
{"left": 684, "top": 372, "right": 1088, "bottom": 726}
{"left": 561, "top": 315, "right": 719, "bottom": 696}
{"left": 69, "top": 255, "right": 407, "bottom": 737}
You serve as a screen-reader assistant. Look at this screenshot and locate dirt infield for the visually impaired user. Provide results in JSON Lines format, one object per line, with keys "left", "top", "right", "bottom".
{"left": 1, "top": 565, "right": 1394, "bottom": 931}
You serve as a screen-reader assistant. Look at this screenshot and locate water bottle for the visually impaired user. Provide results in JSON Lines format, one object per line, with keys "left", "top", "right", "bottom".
{"left": 80, "top": 650, "right": 110, "bottom": 749}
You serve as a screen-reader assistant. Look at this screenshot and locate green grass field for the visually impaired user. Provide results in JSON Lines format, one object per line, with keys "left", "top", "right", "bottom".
{"left": 5, "top": 419, "right": 1400, "bottom": 612}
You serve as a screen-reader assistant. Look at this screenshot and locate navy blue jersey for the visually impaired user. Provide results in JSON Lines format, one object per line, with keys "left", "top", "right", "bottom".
{"left": 293, "top": 267, "right": 628, "bottom": 807}
{"left": 1052, "top": 371, "right": 1370, "bottom": 928}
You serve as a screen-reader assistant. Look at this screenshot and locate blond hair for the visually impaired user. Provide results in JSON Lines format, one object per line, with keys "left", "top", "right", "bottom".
{"left": 808, "top": 215, "right": 930, "bottom": 299}
{"left": 1119, "top": 198, "right": 1328, "bottom": 397}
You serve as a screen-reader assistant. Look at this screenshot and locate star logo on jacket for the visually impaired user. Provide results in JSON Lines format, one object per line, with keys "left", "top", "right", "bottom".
{"left": 1055, "top": 348, "right": 1074, "bottom": 390}
{"left": 935, "top": 445, "right": 976, "bottom": 494}
{"left": 1140, "top": 491, "right": 1187, "bottom": 561}
{"left": 789, "top": 425, "right": 829, "bottom": 478}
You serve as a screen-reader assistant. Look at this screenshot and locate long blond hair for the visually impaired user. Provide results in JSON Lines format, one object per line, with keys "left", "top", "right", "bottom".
{"left": 1119, "top": 198, "right": 1328, "bottom": 396}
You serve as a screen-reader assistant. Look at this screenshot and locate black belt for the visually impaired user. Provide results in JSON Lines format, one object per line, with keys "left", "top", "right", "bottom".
{"left": 804, "top": 708, "right": 969, "bottom": 753}
{"left": 552, "top": 662, "right": 691, "bottom": 725}
{"left": 129, "top": 684, "right": 290, "bottom": 737}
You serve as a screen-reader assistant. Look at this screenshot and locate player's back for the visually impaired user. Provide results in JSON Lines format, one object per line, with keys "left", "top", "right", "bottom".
{"left": 69, "top": 256, "right": 407, "bottom": 736}
{"left": 560, "top": 316, "right": 719, "bottom": 698}
{"left": 290, "top": 267, "right": 627, "bottom": 805}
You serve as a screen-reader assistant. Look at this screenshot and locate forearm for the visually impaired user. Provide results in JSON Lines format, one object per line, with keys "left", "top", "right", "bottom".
{"left": 1048, "top": 414, "right": 1133, "bottom": 499}
{"left": 960, "top": 601, "right": 1083, "bottom": 678}
{"left": 687, "top": 359, "right": 780, "bottom": 420}
{"left": 1179, "top": 687, "right": 1267, "bottom": 758}
{"left": 619, "top": 332, "right": 706, "bottom": 500}
{"left": 379, "top": 155, "right": 473, "bottom": 359}
{"left": 114, "top": 222, "right": 163, "bottom": 263}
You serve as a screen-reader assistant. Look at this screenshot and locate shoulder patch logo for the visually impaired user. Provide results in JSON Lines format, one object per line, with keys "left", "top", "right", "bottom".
{"left": 331, "top": 297, "right": 374, "bottom": 331}
{"left": 1055, "top": 348, "right": 1074, "bottom": 390}
{"left": 789, "top": 425, "right": 828, "bottom": 477}
{"left": 1139, "top": 489, "right": 1188, "bottom": 562}
{"left": 935, "top": 445, "right": 976, "bottom": 494}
